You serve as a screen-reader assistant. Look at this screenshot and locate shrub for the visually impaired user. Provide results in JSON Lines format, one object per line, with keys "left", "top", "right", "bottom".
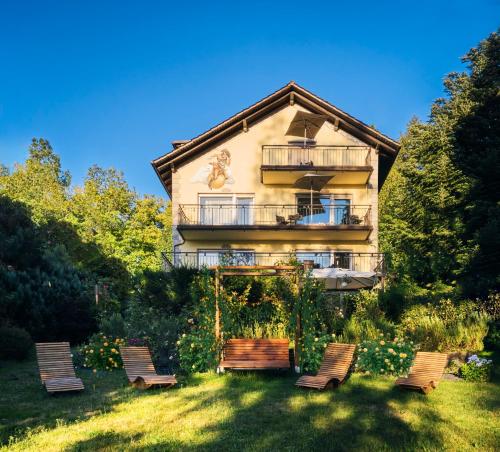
{"left": 80, "top": 333, "right": 125, "bottom": 371}
{"left": 0, "top": 325, "right": 33, "bottom": 360}
{"left": 484, "top": 320, "right": 500, "bottom": 350}
{"left": 460, "top": 355, "right": 493, "bottom": 382}
{"left": 355, "top": 334, "right": 416, "bottom": 376}
{"left": 99, "top": 313, "right": 127, "bottom": 338}
{"left": 178, "top": 270, "right": 220, "bottom": 373}
{"left": 126, "top": 300, "right": 181, "bottom": 369}
{"left": 400, "top": 300, "right": 490, "bottom": 352}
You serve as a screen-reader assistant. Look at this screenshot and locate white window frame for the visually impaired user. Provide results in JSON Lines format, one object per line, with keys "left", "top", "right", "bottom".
{"left": 198, "top": 194, "right": 254, "bottom": 225}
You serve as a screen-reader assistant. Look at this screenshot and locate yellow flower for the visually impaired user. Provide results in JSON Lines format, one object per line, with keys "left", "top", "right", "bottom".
{"left": 399, "top": 353, "right": 407, "bottom": 358}
{"left": 111, "top": 348, "right": 117, "bottom": 353}
{"left": 104, "top": 342, "right": 109, "bottom": 347}
{"left": 100, "top": 348, "right": 104, "bottom": 353}
{"left": 363, "top": 348, "right": 368, "bottom": 352}
{"left": 388, "top": 348, "right": 394, "bottom": 354}
{"left": 380, "top": 340, "right": 385, "bottom": 345}
{"left": 384, "top": 358, "right": 389, "bottom": 363}
{"left": 375, "top": 347, "right": 379, "bottom": 352}
{"left": 314, "top": 337, "right": 318, "bottom": 342}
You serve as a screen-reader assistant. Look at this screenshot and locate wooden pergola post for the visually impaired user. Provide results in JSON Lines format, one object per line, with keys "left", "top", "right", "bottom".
{"left": 215, "top": 268, "right": 221, "bottom": 340}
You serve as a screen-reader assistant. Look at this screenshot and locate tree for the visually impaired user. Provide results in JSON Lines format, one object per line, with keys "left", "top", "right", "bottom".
{"left": 451, "top": 30, "right": 500, "bottom": 297}
{"left": 380, "top": 30, "right": 499, "bottom": 296}
{"left": 0, "top": 138, "right": 70, "bottom": 225}
{"left": 0, "top": 195, "right": 96, "bottom": 342}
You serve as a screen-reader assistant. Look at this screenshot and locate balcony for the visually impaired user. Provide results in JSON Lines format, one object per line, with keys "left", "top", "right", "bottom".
{"left": 177, "top": 204, "right": 372, "bottom": 241}
{"left": 163, "top": 251, "right": 385, "bottom": 274}
{"left": 261, "top": 145, "right": 372, "bottom": 185}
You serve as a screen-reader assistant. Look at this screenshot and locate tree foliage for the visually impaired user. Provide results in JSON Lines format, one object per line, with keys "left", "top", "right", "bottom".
{"left": 380, "top": 30, "right": 499, "bottom": 297}
{"left": 0, "top": 140, "right": 173, "bottom": 341}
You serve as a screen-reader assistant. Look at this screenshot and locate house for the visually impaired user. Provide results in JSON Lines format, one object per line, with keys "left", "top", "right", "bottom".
{"left": 152, "top": 81, "right": 399, "bottom": 279}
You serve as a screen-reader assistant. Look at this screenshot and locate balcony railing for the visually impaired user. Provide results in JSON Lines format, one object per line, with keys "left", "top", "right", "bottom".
{"left": 163, "top": 251, "right": 385, "bottom": 274}
{"left": 262, "top": 145, "right": 371, "bottom": 167}
{"left": 178, "top": 204, "right": 371, "bottom": 227}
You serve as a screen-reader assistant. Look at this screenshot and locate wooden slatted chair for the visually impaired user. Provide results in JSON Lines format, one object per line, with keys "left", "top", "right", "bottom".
{"left": 395, "top": 351, "right": 448, "bottom": 394}
{"left": 120, "top": 346, "right": 177, "bottom": 389}
{"left": 35, "top": 342, "right": 84, "bottom": 394}
{"left": 295, "top": 343, "right": 356, "bottom": 390}
{"left": 219, "top": 338, "right": 290, "bottom": 371}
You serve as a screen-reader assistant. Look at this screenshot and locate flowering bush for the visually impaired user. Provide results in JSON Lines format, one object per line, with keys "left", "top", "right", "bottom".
{"left": 460, "top": 355, "right": 493, "bottom": 382}
{"left": 81, "top": 333, "right": 125, "bottom": 371}
{"left": 300, "top": 333, "right": 336, "bottom": 372}
{"left": 356, "top": 333, "right": 416, "bottom": 376}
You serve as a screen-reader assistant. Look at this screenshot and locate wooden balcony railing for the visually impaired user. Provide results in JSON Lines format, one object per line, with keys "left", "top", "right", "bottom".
{"left": 262, "top": 145, "right": 371, "bottom": 167}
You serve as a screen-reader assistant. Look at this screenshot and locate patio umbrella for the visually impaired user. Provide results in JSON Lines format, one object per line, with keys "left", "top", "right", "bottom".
{"left": 286, "top": 111, "right": 328, "bottom": 146}
{"left": 311, "top": 268, "right": 378, "bottom": 290}
{"left": 293, "top": 173, "right": 333, "bottom": 223}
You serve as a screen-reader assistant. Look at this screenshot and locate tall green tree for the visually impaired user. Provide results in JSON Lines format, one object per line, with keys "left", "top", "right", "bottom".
{"left": 451, "top": 31, "right": 500, "bottom": 296}
{"left": 380, "top": 30, "right": 499, "bottom": 296}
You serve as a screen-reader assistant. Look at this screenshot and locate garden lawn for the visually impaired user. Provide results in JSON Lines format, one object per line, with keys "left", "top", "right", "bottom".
{"left": 0, "top": 356, "right": 499, "bottom": 451}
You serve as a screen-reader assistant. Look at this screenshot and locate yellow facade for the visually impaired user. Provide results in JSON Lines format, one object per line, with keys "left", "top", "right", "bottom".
{"left": 153, "top": 83, "right": 399, "bottom": 273}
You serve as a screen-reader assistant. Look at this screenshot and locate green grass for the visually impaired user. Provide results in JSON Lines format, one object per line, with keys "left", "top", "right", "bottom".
{"left": 0, "top": 356, "right": 499, "bottom": 451}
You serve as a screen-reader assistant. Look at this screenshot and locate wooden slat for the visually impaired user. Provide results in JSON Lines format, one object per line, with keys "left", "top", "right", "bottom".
{"left": 35, "top": 342, "right": 84, "bottom": 393}
{"left": 120, "top": 346, "right": 177, "bottom": 389}
{"left": 395, "top": 352, "right": 448, "bottom": 394}
{"left": 220, "top": 339, "right": 290, "bottom": 370}
{"left": 296, "top": 343, "right": 355, "bottom": 390}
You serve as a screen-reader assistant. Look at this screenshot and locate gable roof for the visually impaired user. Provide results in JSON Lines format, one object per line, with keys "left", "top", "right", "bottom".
{"left": 152, "top": 81, "right": 400, "bottom": 195}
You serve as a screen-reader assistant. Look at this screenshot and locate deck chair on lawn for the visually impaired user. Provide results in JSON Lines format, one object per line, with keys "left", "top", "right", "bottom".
{"left": 120, "top": 346, "right": 177, "bottom": 389}
{"left": 295, "top": 343, "right": 356, "bottom": 390}
{"left": 35, "top": 342, "right": 84, "bottom": 394}
{"left": 395, "top": 351, "right": 448, "bottom": 394}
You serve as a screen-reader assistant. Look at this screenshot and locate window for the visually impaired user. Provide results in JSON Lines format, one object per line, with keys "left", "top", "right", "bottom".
{"left": 199, "top": 195, "right": 254, "bottom": 225}
{"left": 295, "top": 251, "right": 332, "bottom": 268}
{"left": 332, "top": 252, "right": 352, "bottom": 269}
{"left": 296, "top": 195, "right": 351, "bottom": 225}
{"left": 197, "top": 249, "right": 255, "bottom": 268}
{"left": 295, "top": 250, "right": 353, "bottom": 269}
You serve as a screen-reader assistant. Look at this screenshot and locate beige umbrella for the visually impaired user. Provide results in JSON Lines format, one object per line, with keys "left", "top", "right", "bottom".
{"left": 293, "top": 173, "right": 333, "bottom": 223}
{"left": 286, "top": 111, "right": 328, "bottom": 146}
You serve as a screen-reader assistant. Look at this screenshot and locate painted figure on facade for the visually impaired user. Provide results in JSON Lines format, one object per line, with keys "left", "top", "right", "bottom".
{"left": 191, "top": 149, "right": 234, "bottom": 189}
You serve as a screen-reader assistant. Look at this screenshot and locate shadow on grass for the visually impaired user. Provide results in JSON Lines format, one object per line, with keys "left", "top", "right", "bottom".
{"left": 0, "top": 362, "right": 164, "bottom": 446}
{"left": 68, "top": 370, "right": 447, "bottom": 452}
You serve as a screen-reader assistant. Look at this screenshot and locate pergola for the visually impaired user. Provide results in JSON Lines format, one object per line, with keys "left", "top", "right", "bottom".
{"left": 212, "top": 263, "right": 310, "bottom": 371}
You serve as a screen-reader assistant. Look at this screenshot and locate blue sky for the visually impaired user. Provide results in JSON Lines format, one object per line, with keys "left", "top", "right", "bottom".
{"left": 1, "top": 1, "right": 498, "bottom": 197}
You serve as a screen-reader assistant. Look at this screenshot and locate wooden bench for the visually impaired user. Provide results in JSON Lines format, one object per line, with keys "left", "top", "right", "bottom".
{"left": 219, "top": 338, "right": 290, "bottom": 370}
{"left": 396, "top": 351, "right": 448, "bottom": 394}
{"left": 35, "top": 342, "right": 84, "bottom": 394}
{"left": 295, "top": 343, "right": 356, "bottom": 390}
{"left": 120, "top": 346, "right": 177, "bottom": 389}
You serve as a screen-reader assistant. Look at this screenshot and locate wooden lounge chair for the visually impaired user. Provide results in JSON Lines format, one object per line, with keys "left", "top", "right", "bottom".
{"left": 295, "top": 343, "right": 356, "bottom": 390}
{"left": 35, "top": 342, "right": 84, "bottom": 394}
{"left": 395, "top": 351, "right": 448, "bottom": 394}
{"left": 120, "top": 346, "right": 177, "bottom": 389}
{"left": 219, "top": 338, "right": 290, "bottom": 371}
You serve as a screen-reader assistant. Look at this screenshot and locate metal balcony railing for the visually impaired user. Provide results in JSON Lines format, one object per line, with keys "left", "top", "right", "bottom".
{"left": 178, "top": 204, "right": 371, "bottom": 227}
{"left": 262, "top": 145, "right": 372, "bottom": 167}
{"left": 163, "top": 251, "right": 385, "bottom": 274}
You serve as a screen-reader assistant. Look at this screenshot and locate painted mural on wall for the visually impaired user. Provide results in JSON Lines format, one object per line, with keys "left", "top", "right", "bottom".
{"left": 191, "top": 149, "right": 234, "bottom": 189}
